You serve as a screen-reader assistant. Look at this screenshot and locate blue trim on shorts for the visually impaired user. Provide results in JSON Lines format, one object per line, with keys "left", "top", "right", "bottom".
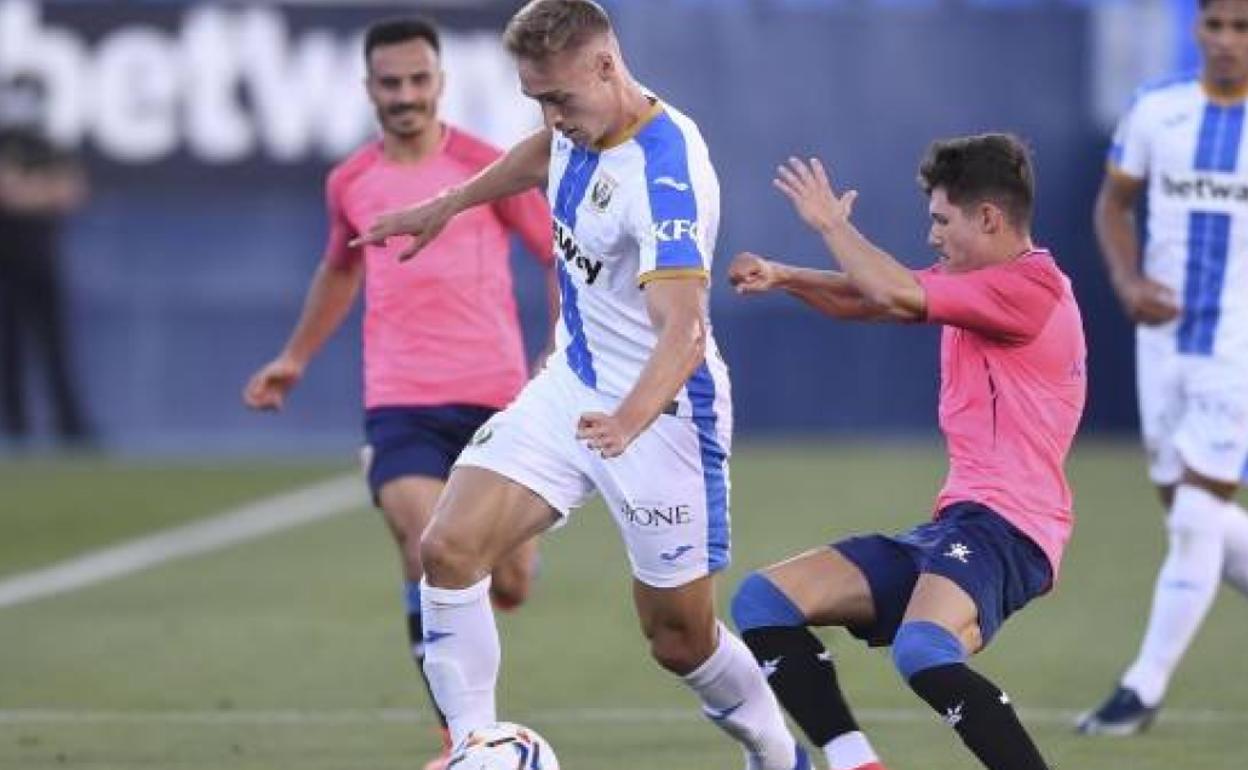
{"left": 832, "top": 501, "right": 1052, "bottom": 648}
{"left": 363, "top": 405, "right": 497, "bottom": 505}
{"left": 687, "top": 360, "right": 730, "bottom": 572}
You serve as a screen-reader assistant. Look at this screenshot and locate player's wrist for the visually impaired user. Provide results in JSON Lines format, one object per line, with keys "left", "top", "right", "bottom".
{"left": 278, "top": 349, "right": 310, "bottom": 373}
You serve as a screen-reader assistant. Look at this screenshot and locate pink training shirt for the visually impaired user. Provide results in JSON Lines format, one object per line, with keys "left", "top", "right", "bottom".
{"left": 914, "top": 249, "right": 1087, "bottom": 579}
{"left": 324, "top": 126, "right": 553, "bottom": 410}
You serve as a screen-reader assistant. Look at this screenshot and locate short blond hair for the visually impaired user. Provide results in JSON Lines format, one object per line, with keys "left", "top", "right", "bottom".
{"left": 504, "top": 0, "right": 612, "bottom": 61}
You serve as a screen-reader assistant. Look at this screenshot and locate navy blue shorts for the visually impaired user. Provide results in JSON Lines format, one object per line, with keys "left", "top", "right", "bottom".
{"left": 832, "top": 501, "right": 1052, "bottom": 648}
{"left": 363, "top": 405, "right": 497, "bottom": 504}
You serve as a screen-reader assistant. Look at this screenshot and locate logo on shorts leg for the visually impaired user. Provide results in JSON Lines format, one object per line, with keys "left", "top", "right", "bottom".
{"left": 621, "top": 502, "right": 693, "bottom": 530}
{"left": 470, "top": 425, "right": 494, "bottom": 447}
{"left": 944, "top": 542, "right": 972, "bottom": 563}
{"left": 659, "top": 544, "right": 694, "bottom": 562}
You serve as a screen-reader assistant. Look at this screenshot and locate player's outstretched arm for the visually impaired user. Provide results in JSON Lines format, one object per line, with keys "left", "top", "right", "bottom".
{"left": 243, "top": 259, "right": 363, "bottom": 411}
{"left": 728, "top": 251, "right": 885, "bottom": 320}
{"left": 1094, "top": 171, "right": 1178, "bottom": 325}
{"left": 577, "top": 277, "right": 706, "bottom": 458}
{"left": 351, "top": 129, "right": 553, "bottom": 261}
{"left": 774, "top": 156, "right": 925, "bottom": 322}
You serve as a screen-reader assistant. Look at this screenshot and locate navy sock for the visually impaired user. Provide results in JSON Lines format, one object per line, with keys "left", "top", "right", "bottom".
{"left": 405, "top": 581, "right": 448, "bottom": 730}
{"left": 732, "top": 571, "right": 861, "bottom": 747}
{"left": 741, "top": 626, "right": 861, "bottom": 746}
{"left": 908, "top": 663, "right": 1048, "bottom": 770}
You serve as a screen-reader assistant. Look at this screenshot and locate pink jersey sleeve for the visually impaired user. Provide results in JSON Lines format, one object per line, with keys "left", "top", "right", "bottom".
{"left": 322, "top": 164, "right": 362, "bottom": 268}
{"left": 915, "top": 253, "right": 1064, "bottom": 344}
{"left": 444, "top": 126, "right": 553, "bottom": 265}
{"left": 493, "top": 188, "right": 554, "bottom": 264}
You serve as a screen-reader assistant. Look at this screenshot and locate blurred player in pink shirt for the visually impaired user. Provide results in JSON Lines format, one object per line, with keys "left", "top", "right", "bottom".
{"left": 242, "top": 18, "right": 555, "bottom": 770}
{"left": 726, "top": 134, "right": 1085, "bottom": 770}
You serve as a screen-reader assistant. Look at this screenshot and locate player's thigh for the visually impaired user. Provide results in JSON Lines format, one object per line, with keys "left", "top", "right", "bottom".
{"left": 1173, "top": 356, "right": 1248, "bottom": 488}
{"left": 1137, "top": 329, "right": 1185, "bottom": 486}
{"left": 591, "top": 413, "right": 730, "bottom": 589}
{"left": 902, "top": 573, "right": 982, "bottom": 654}
{"left": 377, "top": 475, "right": 445, "bottom": 551}
{"left": 760, "top": 546, "right": 876, "bottom": 628}
{"left": 454, "top": 367, "right": 598, "bottom": 524}
{"left": 424, "top": 466, "right": 560, "bottom": 569}
{"left": 906, "top": 503, "right": 1052, "bottom": 654}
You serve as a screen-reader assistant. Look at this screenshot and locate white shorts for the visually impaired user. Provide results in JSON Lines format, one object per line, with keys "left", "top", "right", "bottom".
{"left": 454, "top": 364, "right": 732, "bottom": 588}
{"left": 1137, "top": 329, "right": 1248, "bottom": 485}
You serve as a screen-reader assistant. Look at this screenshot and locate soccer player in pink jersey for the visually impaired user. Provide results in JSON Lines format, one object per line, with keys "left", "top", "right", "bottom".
{"left": 726, "top": 134, "right": 1086, "bottom": 770}
{"left": 241, "top": 18, "right": 556, "bottom": 770}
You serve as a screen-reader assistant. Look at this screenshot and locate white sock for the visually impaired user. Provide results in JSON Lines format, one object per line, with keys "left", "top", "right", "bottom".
{"left": 824, "top": 731, "right": 879, "bottom": 770}
{"left": 683, "top": 623, "right": 799, "bottom": 770}
{"left": 419, "top": 576, "right": 499, "bottom": 746}
{"left": 1221, "top": 502, "right": 1248, "bottom": 596}
{"left": 1122, "top": 484, "right": 1227, "bottom": 706}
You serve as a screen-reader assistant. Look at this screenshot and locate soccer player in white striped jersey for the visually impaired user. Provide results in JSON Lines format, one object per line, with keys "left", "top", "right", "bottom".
{"left": 1078, "top": 0, "right": 1248, "bottom": 736}
{"left": 354, "top": 2, "right": 807, "bottom": 768}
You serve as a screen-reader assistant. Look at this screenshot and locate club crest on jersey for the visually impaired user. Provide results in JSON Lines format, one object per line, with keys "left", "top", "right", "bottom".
{"left": 470, "top": 424, "right": 494, "bottom": 446}
{"left": 590, "top": 172, "right": 617, "bottom": 212}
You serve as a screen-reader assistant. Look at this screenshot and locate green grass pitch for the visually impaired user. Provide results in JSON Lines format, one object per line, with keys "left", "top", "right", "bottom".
{"left": 0, "top": 441, "right": 1243, "bottom": 769}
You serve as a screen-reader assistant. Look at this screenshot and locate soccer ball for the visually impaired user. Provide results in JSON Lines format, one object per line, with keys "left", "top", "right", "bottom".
{"left": 449, "top": 722, "right": 560, "bottom": 770}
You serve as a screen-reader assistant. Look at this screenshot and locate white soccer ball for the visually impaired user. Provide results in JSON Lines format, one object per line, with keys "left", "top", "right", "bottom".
{"left": 449, "top": 721, "right": 560, "bottom": 770}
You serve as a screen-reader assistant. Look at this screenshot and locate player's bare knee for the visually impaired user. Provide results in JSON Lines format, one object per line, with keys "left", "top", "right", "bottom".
{"left": 419, "top": 526, "right": 486, "bottom": 587}
{"left": 644, "top": 619, "right": 716, "bottom": 675}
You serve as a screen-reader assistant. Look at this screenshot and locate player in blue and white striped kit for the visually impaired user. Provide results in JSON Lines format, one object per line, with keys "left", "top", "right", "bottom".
{"left": 1078, "top": 0, "right": 1248, "bottom": 736}
{"left": 355, "top": 3, "right": 806, "bottom": 768}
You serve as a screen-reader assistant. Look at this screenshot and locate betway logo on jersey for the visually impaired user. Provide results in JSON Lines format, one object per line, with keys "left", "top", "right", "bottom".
{"left": 652, "top": 219, "right": 702, "bottom": 243}
{"left": 1161, "top": 173, "right": 1248, "bottom": 202}
{"left": 554, "top": 218, "right": 605, "bottom": 285}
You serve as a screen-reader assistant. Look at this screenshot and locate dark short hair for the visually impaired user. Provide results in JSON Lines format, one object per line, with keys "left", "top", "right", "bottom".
{"left": 364, "top": 17, "right": 440, "bottom": 63}
{"left": 504, "top": 0, "right": 612, "bottom": 61}
{"left": 918, "top": 133, "right": 1035, "bottom": 230}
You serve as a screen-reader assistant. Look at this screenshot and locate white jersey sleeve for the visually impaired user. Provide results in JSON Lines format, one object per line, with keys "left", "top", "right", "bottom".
{"left": 1109, "top": 88, "right": 1154, "bottom": 179}
{"left": 627, "top": 111, "right": 719, "bottom": 285}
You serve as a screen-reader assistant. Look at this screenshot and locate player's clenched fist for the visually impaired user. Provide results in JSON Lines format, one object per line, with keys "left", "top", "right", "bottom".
{"left": 243, "top": 355, "right": 305, "bottom": 411}
{"left": 728, "top": 251, "right": 785, "bottom": 294}
{"left": 1114, "top": 275, "right": 1180, "bottom": 326}
{"left": 577, "top": 411, "right": 635, "bottom": 459}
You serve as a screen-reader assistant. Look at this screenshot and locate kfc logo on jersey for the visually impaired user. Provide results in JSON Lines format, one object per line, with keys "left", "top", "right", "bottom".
{"left": 652, "top": 219, "right": 701, "bottom": 243}
{"left": 554, "top": 218, "right": 605, "bottom": 285}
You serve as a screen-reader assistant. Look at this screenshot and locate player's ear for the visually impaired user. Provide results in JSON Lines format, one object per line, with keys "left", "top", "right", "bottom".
{"left": 978, "top": 202, "right": 1002, "bottom": 235}
{"left": 595, "top": 50, "right": 615, "bottom": 81}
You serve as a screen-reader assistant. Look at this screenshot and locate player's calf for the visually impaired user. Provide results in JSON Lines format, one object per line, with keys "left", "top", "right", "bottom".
{"left": 489, "top": 537, "right": 540, "bottom": 611}
{"left": 894, "top": 621, "right": 1049, "bottom": 770}
{"left": 733, "top": 572, "right": 885, "bottom": 770}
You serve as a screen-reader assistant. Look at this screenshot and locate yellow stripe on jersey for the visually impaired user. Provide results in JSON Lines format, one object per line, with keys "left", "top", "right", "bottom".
{"left": 596, "top": 99, "right": 665, "bottom": 152}
{"left": 638, "top": 268, "right": 710, "bottom": 287}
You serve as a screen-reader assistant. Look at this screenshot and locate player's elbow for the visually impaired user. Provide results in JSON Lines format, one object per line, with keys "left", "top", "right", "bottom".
{"left": 862, "top": 285, "right": 924, "bottom": 322}
{"left": 858, "top": 289, "right": 918, "bottom": 321}
{"left": 683, "top": 315, "right": 707, "bottom": 360}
